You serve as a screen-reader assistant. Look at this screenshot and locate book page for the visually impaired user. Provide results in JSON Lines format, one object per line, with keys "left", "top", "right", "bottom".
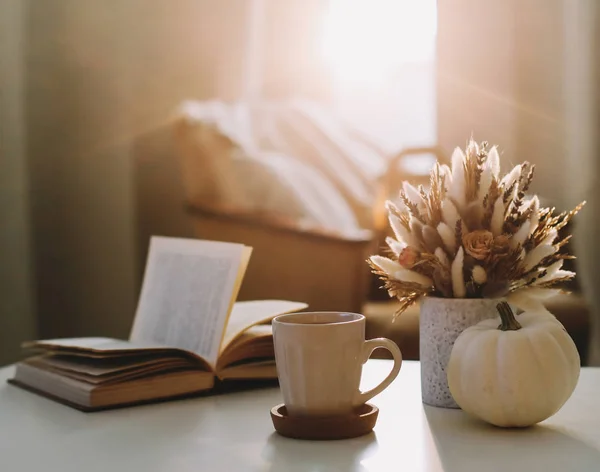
{"left": 23, "top": 337, "right": 212, "bottom": 369}
{"left": 24, "top": 338, "right": 171, "bottom": 352}
{"left": 217, "top": 361, "right": 278, "bottom": 380}
{"left": 27, "top": 356, "right": 195, "bottom": 384}
{"left": 219, "top": 300, "right": 308, "bottom": 353}
{"left": 217, "top": 324, "right": 274, "bottom": 370}
{"left": 35, "top": 354, "right": 191, "bottom": 377}
{"left": 130, "top": 236, "right": 252, "bottom": 368}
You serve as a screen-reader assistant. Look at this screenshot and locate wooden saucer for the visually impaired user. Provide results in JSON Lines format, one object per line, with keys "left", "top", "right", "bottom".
{"left": 270, "top": 403, "right": 379, "bottom": 440}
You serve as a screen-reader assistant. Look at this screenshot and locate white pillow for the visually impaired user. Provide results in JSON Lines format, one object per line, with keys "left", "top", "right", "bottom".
{"left": 176, "top": 102, "right": 362, "bottom": 235}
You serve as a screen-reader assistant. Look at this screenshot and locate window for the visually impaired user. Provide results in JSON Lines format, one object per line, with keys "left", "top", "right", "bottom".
{"left": 321, "top": 0, "right": 438, "bottom": 150}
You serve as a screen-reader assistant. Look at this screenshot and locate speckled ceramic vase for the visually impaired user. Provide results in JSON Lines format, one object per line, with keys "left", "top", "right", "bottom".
{"left": 420, "top": 297, "right": 501, "bottom": 408}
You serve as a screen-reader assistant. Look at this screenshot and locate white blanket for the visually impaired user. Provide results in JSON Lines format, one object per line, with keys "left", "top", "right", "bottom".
{"left": 176, "top": 100, "right": 390, "bottom": 235}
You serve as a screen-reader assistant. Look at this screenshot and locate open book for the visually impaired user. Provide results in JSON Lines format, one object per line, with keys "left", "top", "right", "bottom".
{"left": 9, "top": 237, "right": 307, "bottom": 411}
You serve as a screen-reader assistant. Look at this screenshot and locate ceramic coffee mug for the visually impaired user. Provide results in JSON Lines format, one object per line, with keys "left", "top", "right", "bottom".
{"left": 273, "top": 311, "right": 402, "bottom": 417}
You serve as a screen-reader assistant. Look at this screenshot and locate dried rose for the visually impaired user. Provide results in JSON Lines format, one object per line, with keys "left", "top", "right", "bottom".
{"left": 462, "top": 230, "right": 494, "bottom": 260}
{"left": 492, "top": 234, "right": 511, "bottom": 256}
{"left": 398, "top": 246, "right": 420, "bottom": 268}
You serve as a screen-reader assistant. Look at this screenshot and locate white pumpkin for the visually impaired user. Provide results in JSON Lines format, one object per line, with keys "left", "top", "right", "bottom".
{"left": 447, "top": 302, "right": 580, "bottom": 427}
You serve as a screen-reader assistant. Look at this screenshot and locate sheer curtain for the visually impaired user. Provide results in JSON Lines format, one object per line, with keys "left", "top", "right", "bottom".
{"left": 437, "top": 0, "right": 600, "bottom": 365}
{"left": 564, "top": 1, "right": 600, "bottom": 365}
{"left": 3, "top": 0, "right": 251, "bottom": 365}
{"left": 0, "top": 0, "right": 37, "bottom": 365}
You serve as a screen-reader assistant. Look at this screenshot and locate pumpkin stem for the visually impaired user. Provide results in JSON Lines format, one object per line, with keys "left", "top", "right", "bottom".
{"left": 496, "top": 302, "right": 522, "bottom": 331}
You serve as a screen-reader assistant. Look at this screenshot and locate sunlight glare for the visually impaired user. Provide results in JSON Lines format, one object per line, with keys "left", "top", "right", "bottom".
{"left": 321, "top": 0, "right": 437, "bottom": 86}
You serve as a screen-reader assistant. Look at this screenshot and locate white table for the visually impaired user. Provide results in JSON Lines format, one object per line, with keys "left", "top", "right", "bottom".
{"left": 1, "top": 360, "right": 599, "bottom": 472}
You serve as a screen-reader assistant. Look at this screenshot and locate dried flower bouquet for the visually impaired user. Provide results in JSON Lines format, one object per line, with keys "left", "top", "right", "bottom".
{"left": 369, "top": 139, "right": 585, "bottom": 317}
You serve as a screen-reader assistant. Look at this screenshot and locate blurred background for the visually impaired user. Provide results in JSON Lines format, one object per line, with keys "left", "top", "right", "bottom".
{"left": 1, "top": 0, "right": 598, "bottom": 366}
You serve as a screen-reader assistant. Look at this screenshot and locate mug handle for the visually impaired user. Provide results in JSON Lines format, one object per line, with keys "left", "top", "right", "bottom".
{"left": 353, "top": 338, "right": 402, "bottom": 407}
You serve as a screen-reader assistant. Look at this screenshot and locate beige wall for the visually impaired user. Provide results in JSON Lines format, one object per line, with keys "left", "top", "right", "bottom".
{"left": 0, "top": 0, "right": 37, "bottom": 364}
